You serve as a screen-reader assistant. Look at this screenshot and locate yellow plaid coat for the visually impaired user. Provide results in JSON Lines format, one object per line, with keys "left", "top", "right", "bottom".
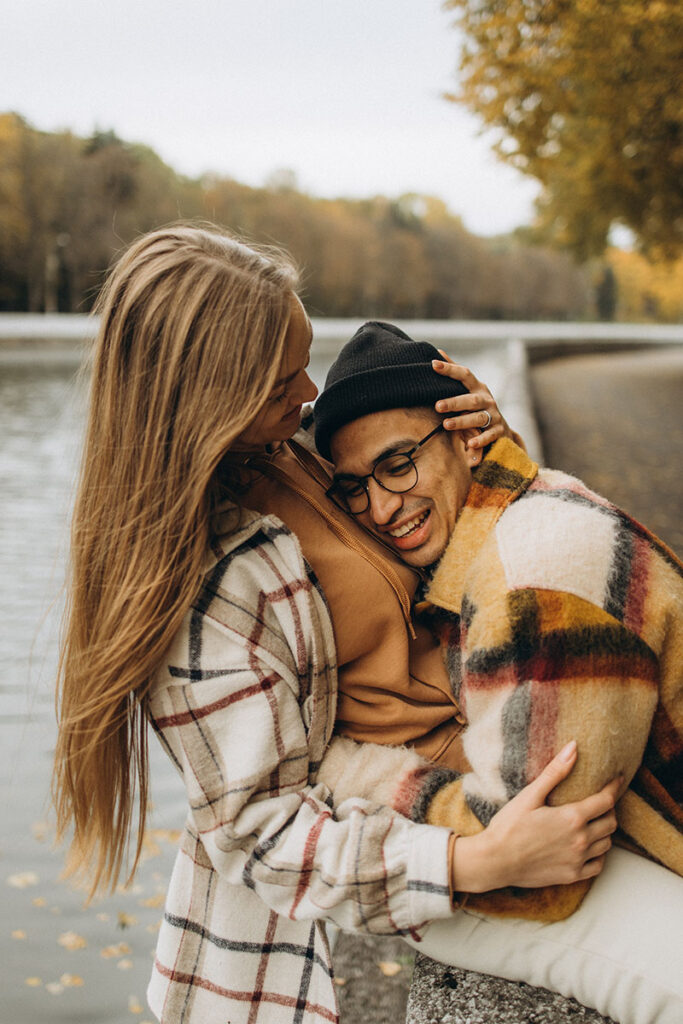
{"left": 421, "top": 439, "right": 683, "bottom": 917}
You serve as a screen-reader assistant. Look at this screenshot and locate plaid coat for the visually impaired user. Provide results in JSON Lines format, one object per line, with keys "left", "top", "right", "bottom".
{"left": 421, "top": 439, "right": 683, "bottom": 914}
{"left": 146, "top": 507, "right": 452, "bottom": 1024}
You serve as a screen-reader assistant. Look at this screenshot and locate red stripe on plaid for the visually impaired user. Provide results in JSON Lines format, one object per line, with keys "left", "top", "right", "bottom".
{"left": 290, "top": 798, "right": 333, "bottom": 918}
{"left": 623, "top": 534, "right": 651, "bottom": 635}
{"left": 526, "top": 678, "right": 560, "bottom": 782}
{"left": 153, "top": 672, "right": 281, "bottom": 729}
{"left": 465, "top": 651, "right": 659, "bottom": 691}
{"left": 256, "top": 545, "right": 310, "bottom": 673}
{"left": 248, "top": 911, "right": 279, "bottom": 1024}
{"left": 153, "top": 958, "right": 339, "bottom": 1022}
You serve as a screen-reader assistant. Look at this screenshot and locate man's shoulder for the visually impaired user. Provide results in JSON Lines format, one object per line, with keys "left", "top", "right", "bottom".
{"left": 492, "top": 468, "right": 681, "bottom": 612}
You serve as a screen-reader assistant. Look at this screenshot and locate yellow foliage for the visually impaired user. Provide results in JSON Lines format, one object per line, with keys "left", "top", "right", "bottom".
{"left": 606, "top": 248, "right": 683, "bottom": 322}
{"left": 445, "top": 0, "right": 683, "bottom": 259}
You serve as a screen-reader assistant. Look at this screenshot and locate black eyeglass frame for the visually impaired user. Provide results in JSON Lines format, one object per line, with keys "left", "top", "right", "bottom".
{"left": 326, "top": 422, "right": 445, "bottom": 515}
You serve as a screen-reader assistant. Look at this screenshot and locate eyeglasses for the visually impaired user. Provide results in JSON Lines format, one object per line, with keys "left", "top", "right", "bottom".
{"left": 326, "top": 423, "right": 445, "bottom": 515}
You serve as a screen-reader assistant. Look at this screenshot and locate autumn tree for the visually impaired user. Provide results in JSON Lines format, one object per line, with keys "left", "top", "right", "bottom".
{"left": 444, "top": 0, "right": 683, "bottom": 259}
{"left": 0, "top": 114, "right": 590, "bottom": 318}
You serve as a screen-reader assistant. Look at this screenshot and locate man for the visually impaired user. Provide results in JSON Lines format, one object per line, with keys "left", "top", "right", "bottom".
{"left": 312, "top": 321, "right": 683, "bottom": 922}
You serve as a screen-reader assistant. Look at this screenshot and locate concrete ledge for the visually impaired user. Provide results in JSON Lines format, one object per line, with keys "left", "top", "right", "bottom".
{"left": 406, "top": 957, "right": 614, "bottom": 1023}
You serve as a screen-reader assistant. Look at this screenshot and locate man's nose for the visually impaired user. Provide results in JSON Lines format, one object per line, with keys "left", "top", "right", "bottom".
{"left": 367, "top": 478, "right": 403, "bottom": 525}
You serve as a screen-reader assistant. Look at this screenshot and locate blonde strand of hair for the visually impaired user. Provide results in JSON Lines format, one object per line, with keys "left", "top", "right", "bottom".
{"left": 53, "top": 224, "right": 300, "bottom": 898}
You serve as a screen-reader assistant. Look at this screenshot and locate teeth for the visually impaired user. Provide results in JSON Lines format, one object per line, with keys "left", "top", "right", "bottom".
{"left": 389, "top": 511, "right": 428, "bottom": 538}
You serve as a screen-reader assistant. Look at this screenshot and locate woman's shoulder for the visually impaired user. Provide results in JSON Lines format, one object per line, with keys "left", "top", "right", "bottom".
{"left": 207, "top": 503, "right": 309, "bottom": 587}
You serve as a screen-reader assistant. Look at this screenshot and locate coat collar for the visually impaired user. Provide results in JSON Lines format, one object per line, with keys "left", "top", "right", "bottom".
{"left": 425, "top": 438, "right": 538, "bottom": 615}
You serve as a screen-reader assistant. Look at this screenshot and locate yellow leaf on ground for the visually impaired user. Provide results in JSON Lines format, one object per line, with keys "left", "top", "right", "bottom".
{"left": 333, "top": 976, "right": 348, "bottom": 986}
{"left": 25, "top": 977, "right": 42, "bottom": 987}
{"left": 12, "top": 930, "right": 27, "bottom": 940}
{"left": 58, "top": 931, "right": 87, "bottom": 951}
{"left": 128, "top": 994, "right": 144, "bottom": 1013}
{"left": 101, "top": 942, "right": 131, "bottom": 958}
{"left": 138, "top": 893, "right": 165, "bottom": 908}
{"left": 7, "top": 871, "right": 39, "bottom": 888}
{"left": 118, "top": 912, "right": 138, "bottom": 929}
{"left": 377, "top": 960, "right": 402, "bottom": 977}
{"left": 32, "top": 897, "right": 47, "bottom": 907}
{"left": 60, "top": 974, "right": 84, "bottom": 987}
{"left": 117, "top": 958, "right": 134, "bottom": 970}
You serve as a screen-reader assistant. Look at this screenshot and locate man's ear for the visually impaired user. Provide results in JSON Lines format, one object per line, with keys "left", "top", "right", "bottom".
{"left": 450, "top": 426, "right": 483, "bottom": 468}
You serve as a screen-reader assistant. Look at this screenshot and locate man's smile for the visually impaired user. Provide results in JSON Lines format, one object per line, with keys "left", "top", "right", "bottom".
{"left": 382, "top": 508, "right": 433, "bottom": 550}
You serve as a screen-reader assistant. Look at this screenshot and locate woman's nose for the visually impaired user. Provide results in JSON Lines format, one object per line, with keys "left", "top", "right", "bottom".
{"left": 296, "top": 370, "right": 318, "bottom": 403}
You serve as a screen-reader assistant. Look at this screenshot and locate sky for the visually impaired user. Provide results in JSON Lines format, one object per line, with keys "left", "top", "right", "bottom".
{"left": 2, "top": 0, "right": 541, "bottom": 236}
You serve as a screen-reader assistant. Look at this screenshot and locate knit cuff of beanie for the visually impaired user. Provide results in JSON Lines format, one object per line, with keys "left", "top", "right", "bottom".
{"left": 313, "top": 321, "right": 469, "bottom": 461}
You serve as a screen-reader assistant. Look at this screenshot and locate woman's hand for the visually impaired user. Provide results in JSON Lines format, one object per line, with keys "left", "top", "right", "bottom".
{"left": 450, "top": 741, "right": 620, "bottom": 894}
{"left": 432, "top": 350, "right": 525, "bottom": 451}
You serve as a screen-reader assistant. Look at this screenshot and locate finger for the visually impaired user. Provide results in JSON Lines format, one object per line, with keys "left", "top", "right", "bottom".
{"left": 436, "top": 391, "right": 495, "bottom": 416}
{"left": 466, "top": 426, "right": 506, "bottom": 448}
{"left": 432, "top": 359, "right": 483, "bottom": 391}
{"left": 573, "top": 777, "right": 622, "bottom": 824}
{"left": 522, "top": 741, "right": 578, "bottom": 805}
{"left": 583, "top": 835, "right": 613, "bottom": 863}
{"left": 577, "top": 853, "right": 607, "bottom": 881}
{"left": 585, "top": 809, "right": 618, "bottom": 845}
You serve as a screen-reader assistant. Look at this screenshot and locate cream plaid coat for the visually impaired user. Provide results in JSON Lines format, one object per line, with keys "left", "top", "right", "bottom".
{"left": 147, "top": 507, "right": 452, "bottom": 1024}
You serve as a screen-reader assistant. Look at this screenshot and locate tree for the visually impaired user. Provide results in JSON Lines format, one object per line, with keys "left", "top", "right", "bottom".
{"left": 444, "top": 0, "right": 683, "bottom": 259}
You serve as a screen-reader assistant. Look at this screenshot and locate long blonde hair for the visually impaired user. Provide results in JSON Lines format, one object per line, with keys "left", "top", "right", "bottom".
{"left": 53, "top": 224, "right": 299, "bottom": 897}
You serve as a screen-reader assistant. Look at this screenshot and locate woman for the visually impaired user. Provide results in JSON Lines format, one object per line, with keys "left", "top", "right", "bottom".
{"left": 54, "top": 224, "right": 620, "bottom": 1024}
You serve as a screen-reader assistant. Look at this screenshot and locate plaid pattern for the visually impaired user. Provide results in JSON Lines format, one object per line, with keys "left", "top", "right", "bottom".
{"left": 147, "top": 508, "right": 452, "bottom": 1024}
{"left": 423, "top": 439, "right": 683, "bottom": 891}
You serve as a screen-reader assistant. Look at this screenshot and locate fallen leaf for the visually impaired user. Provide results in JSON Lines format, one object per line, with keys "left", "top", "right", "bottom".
{"left": 31, "top": 821, "right": 50, "bottom": 842}
{"left": 333, "top": 976, "right": 348, "bottom": 986}
{"left": 60, "top": 974, "right": 84, "bottom": 987}
{"left": 117, "top": 958, "right": 134, "bottom": 970}
{"left": 128, "top": 994, "right": 144, "bottom": 1013}
{"left": 101, "top": 942, "right": 131, "bottom": 959}
{"left": 25, "top": 977, "right": 42, "bottom": 987}
{"left": 32, "top": 897, "right": 47, "bottom": 907}
{"left": 46, "top": 982, "right": 64, "bottom": 995}
{"left": 138, "top": 893, "right": 165, "bottom": 908}
{"left": 118, "top": 912, "right": 138, "bottom": 929}
{"left": 7, "top": 871, "right": 39, "bottom": 889}
{"left": 58, "top": 931, "right": 87, "bottom": 951}
{"left": 12, "top": 930, "right": 27, "bottom": 940}
{"left": 377, "top": 960, "right": 402, "bottom": 977}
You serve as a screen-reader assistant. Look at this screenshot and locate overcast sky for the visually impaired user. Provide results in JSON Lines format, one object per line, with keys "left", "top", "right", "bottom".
{"left": 3, "top": 0, "right": 541, "bottom": 236}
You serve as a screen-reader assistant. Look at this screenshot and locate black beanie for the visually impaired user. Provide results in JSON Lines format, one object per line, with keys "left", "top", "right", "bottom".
{"left": 314, "top": 321, "right": 469, "bottom": 461}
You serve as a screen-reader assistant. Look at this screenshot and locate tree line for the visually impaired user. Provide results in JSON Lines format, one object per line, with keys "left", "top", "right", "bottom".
{"left": 0, "top": 112, "right": 680, "bottom": 321}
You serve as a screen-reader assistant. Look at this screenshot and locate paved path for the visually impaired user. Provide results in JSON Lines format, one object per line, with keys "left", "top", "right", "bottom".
{"left": 530, "top": 347, "right": 683, "bottom": 556}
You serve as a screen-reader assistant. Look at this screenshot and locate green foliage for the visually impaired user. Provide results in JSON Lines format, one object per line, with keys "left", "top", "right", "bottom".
{"left": 444, "top": 0, "right": 683, "bottom": 259}
{"left": 0, "top": 112, "right": 590, "bottom": 317}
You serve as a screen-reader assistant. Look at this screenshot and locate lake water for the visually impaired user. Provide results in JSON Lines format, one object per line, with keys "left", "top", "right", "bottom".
{"left": 0, "top": 344, "right": 506, "bottom": 1023}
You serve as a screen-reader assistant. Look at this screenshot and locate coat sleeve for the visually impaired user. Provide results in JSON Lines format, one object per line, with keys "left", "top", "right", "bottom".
{"left": 429, "top": 585, "right": 661, "bottom": 834}
{"left": 149, "top": 530, "right": 453, "bottom": 935}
